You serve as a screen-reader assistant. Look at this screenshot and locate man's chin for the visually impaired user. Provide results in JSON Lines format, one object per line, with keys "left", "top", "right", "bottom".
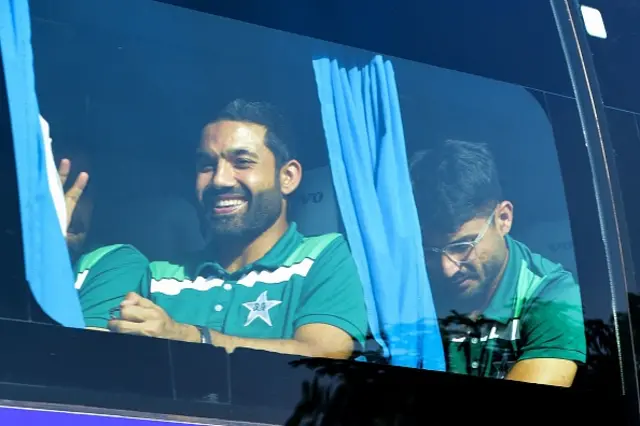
{"left": 209, "top": 223, "right": 246, "bottom": 238}
{"left": 456, "top": 279, "right": 483, "bottom": 297}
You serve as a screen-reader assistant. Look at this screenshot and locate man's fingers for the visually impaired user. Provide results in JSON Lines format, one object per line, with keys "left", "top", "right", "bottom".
{"left": 72, "top": 172, "right": 89, "bottom": 192}
{"left": 65, "top": 172, "right": 89, "bottom": 202}
{"left": 107, "top": 319, "right": 145, "bottom": 335}
{"left": 119, "top": 305, "right": 152, "bottom": 323}
{"left": 64, "top": 171, "right": 89, "bottom": 227}
{"left": 58, "top": 159, "right": 90, "bottom": 194}
{"left": 58, "top": 159, "right": 71, "bottom": 186}
{"left": 121, "top": 292, "right": 143, "bottom": 306}
{"left": 109, "top": 294, "right": 168, "bottom": 338}
{"left": 134, "top": 295, "right": 159, "bottom": 309}
{"left": 121, "top": 292, "right": 158, "bottom": 309}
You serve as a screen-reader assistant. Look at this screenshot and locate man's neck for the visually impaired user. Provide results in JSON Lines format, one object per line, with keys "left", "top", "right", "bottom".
{"left": 214, "top": 216, "right": 290, "bottom": 273}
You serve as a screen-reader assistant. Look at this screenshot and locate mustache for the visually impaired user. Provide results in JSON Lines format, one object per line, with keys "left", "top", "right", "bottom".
{"left": 202, "top": 186, "right": 249, "bottom": 207}
{"left": 450, "top": 269, "right": 479, "bottom": 285}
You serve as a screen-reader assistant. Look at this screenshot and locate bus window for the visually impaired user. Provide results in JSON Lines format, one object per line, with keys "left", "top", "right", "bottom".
{"left": 0, "top": 0, "right": 635, "bottom": 423}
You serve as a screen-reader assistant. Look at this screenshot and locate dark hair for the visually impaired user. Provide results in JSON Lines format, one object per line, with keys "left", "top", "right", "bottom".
{"left": 410, "top": 139, "right": 503, "bottom": 236}
{"left": 214, "top": 99, "right": 295, "bottom": 168}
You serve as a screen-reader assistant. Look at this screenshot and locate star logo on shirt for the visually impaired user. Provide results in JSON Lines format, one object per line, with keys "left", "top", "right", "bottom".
{"left": 242, "top": 291, "right": 282, "bottom": 327}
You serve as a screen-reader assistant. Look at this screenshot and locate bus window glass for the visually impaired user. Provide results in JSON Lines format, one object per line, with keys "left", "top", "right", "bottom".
{"left": 0, "top": 0, "right": 628, "bottom": 417}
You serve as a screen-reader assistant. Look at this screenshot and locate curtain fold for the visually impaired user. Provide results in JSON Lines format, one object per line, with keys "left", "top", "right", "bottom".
{"left": 0, "top": 0, "right": 85, "bottom": 328}
{"left": 312, "top": 55, "right": 444, "bottom": 370}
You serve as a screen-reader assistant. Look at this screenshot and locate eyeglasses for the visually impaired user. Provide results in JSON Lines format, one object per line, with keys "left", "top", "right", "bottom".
{"left": 426, "top": 210, "right": 496, "bottom": 266}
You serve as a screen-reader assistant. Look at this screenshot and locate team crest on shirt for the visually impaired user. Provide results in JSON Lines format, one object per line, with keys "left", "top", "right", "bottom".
{"left": 242, "top": 291, "right": 282, "bottom": 327}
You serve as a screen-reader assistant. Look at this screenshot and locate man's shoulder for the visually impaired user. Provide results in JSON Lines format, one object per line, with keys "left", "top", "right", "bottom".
{"left": 74, "top": 244, "right": 149, "bottom": 292}
{"left": 76, "top": 244, "right": 147, "bottom": 273}
{"left": 509, "top": 237, "right": 579, "bottom": 313}
{"left": 510, "top": 237, "right": 575, "bottom": 285}
{"left": 283, "top": 232, "right": 347, "bottom": 267}
{"left": 148, "top": 259, "right": 190, "bottom": 281}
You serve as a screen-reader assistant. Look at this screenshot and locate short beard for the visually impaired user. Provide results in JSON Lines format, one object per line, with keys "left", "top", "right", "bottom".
{"left": 208, "top": 183, "right": 283, "bottom": 244}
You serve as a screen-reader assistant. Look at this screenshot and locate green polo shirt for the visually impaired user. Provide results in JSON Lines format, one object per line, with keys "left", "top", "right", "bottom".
{"left": 75, "top": 244, "right": 150, "bottom": 329}
{"left": 443, "top": 235, "right": 586, "bottom": 378}
{"left": 147, "top": 223, "right": 368, "bottom": 344}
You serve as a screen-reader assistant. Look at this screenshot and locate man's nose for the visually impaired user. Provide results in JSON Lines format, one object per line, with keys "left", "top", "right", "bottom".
{"left": 212, "top": 160, "right": 235, "bottom": 188}
{"left": 441, "top": 254, "right": 461, "bottom": 278}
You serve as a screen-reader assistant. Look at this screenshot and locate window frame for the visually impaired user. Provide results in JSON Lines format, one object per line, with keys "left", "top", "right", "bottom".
{"left": 0, "top": 0, "right": 637, "bottom": 423}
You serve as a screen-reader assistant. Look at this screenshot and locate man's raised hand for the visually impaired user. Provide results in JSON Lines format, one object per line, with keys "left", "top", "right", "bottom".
{"left": 57, "top": 158, "right": 89, "bottom": 231}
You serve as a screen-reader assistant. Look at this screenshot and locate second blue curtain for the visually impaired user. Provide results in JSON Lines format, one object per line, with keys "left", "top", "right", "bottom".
{"left": 313, "top": 55, "right": 444, "bottom": 370}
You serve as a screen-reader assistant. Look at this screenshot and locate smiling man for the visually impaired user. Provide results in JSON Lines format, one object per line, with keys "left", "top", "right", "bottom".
{"left": 410, "top": 140, "right": 586, "bottom": 387}
{"left": 104, "top": 100, "right": 368, "bottom": 359}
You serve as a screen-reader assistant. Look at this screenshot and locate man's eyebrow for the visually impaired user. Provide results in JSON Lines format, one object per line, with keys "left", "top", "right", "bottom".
{"left": 225, "top": 148, "right": 260, "bottom": 159}
{"left": 448, "top": 234, "right": 477, "bottom": 245}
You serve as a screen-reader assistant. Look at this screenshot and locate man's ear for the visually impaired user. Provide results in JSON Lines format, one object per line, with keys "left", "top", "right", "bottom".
{"left": 496, "top": 201, "right": 514, "bottom": 236}
{"left": 280, "top": 159, "right": 302, "bottom": 195}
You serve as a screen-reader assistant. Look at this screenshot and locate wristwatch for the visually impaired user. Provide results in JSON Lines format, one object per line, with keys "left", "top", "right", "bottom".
{"left": 195, "top": 326, "right": 212, "bottom": 345}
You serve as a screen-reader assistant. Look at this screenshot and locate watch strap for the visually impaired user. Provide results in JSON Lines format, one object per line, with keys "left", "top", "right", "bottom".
{"left": 195, "top": 325, "right": 212, "bottom": 345}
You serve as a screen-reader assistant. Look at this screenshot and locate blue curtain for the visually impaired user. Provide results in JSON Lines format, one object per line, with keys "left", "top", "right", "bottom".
{"left": 312, "top": 55, "right": 444, "bottom": 370}
{"left": 0, "top": 0, "right": 85, "bottom": 328}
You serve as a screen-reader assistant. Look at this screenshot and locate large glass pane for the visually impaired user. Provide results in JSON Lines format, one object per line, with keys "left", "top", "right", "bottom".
{"left": 0, "top": 0, "right": 633, "bottom": 423}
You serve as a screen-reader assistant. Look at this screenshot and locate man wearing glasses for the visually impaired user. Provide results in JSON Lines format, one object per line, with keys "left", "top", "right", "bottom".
{"left": 410, "top": 140, "right": 586, "bottom": 387}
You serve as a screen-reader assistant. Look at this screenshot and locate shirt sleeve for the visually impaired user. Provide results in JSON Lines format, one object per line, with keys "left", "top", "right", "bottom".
{"left": 518, "top": 272, "right": 587, "bottom": 363}
{"left": 75, "top": 245, "right": 150, "bottom": 329}
{"left": 293, "top": 235, "right": 369, "bottom": 345}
